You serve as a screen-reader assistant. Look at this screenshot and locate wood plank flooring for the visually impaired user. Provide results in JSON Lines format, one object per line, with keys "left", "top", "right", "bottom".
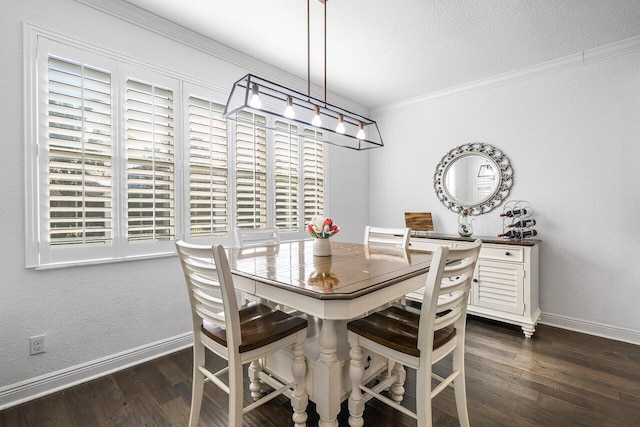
{"left": 1, "top": 317, "right": 640, "bottom": 426}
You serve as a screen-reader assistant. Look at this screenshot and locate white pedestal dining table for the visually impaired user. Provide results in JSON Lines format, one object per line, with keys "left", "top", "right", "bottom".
{"left": 226, "top": 240, "right": 433, "bottom": 427}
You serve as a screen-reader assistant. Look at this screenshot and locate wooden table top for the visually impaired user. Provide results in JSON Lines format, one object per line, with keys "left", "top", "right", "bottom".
{"left": 226, "top": 240, "right": 434, "bottom": 300}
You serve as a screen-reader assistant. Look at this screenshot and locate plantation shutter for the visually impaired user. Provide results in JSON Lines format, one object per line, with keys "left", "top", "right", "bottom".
{"left": 303, "top": 128, "right": 325, "bottom": 222}
{"left": 187, "top": 96, "right": 228, "bottom": 237}
{"left": 274, "top": 120, "right": 299, "bottom": 231}
{"left": 47, "top": 56, "right": 113, "bottom": 246}
{"left": 125, "top": 79, "right": 175, "bottom": 242}
{"left": 235, "top": 111, "right": 267, "bottom": 229}
{"left": 31, "top": 35, "right": 336, "bottom": 267}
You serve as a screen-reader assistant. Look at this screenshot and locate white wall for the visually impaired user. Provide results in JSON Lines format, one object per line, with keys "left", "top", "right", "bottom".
{"left": 370, "top": 45, "right": 640, "bottom": 338}
{"left": 0, "top": 0, "right": 369, "bottom": 404}
{"left": 3, "top": 0, "right": 638, "bottom": 410}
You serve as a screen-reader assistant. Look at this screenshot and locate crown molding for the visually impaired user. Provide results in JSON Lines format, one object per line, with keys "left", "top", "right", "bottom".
{"left": 72, "top": 0, "right": 368, "bottom": 115}
{"left": 372, "top": 35, "right": 640, "bottom": 116}
{"left": 74, "top": 0, "right": 260, "bottom": 75}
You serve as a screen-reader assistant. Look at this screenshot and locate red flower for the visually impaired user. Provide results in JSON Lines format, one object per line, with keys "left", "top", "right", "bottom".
{"left": 307, "top": 215, "right": 340, "bottom": 238}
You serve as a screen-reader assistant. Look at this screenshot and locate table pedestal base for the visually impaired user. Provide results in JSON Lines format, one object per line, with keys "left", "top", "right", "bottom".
{"left": 262, "top": 317, "right": 387, "bottom": 426}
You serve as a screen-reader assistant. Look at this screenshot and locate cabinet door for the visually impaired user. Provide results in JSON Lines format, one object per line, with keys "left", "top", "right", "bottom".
{"left": 473, "top": 260, "right": 524, "bottom": 315}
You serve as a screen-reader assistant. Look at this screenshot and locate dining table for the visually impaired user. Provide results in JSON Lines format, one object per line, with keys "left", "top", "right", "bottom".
{"left": 226, "top": 239, "right": 434, "bottom": 427}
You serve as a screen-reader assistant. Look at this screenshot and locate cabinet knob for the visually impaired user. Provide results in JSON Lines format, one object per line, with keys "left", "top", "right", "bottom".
{"left": 505, "top": 251, "right": 511, "bottom": 256}
{"left": 473, "top": 278, "right": 478, "bottom": 283}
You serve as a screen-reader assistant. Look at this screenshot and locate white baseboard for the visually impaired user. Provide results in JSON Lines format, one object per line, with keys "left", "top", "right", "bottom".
{"left": 539, "top": 313, "right": 640, "bottom": 346}
{"left": 0, "top": 332, "right": 193, "bottom": 411}
{"left": 2, "top": 314, "right": 638, "bottom": 411}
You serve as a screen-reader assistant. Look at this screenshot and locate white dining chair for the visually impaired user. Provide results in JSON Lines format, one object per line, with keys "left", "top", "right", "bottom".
{"left": 404, "top": 240, "right": 450, "bottom": 305}
{"left": 175, "top": 241, "right": 309, "bottom": 427}
{"left": 346, "top": 240, "right": 482, "bottom": 427}
{"left": 364, "top": 226, "right": 411, "bottom": 249}
{"left": 234, "top": 226, "right": 280, "bottom": 248}
{"left": 364, "top": 226, "right": 411, "bottom": 306}
{"left": 233, "top": 226, "right": 281, "bottom": 305}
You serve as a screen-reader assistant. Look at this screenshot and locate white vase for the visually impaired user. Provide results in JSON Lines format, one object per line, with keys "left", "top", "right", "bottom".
{"left": 313, "top": 238, "right": 332, "bottom": 257}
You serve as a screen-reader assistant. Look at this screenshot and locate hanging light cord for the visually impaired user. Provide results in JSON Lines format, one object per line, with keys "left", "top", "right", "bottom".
{"left": 307, "top": 0, "right": 310, "bottom": 98}
{"left": 323, "top": 0, "right": 327, "bottom": 103}
{"left": 307, "top": 0, "right": 328, "bottom": 104}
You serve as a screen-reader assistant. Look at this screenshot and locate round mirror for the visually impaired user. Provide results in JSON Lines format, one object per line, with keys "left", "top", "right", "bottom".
{"left": 434, "top": 143, "right": 513, "bottom": 215}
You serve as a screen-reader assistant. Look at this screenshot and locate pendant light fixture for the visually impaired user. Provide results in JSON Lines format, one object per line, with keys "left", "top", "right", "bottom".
{"left": 223, "top": 0, "right": 383, "bottom": 150}
{"left": 284, "top": 96, "right": 295, "bottom": 119}
{"left": 336, "top": 115, "right": 345, "bottom": 134}
{"left": 312, "top": 106, "right": 322, "bottom": 126}
{"left": 249, "top": 84, "right": 261, "bottom": 109}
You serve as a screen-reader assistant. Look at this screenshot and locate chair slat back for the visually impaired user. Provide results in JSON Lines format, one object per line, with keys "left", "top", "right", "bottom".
{"left": 235, "top": 227, "right": 280, "bottom": 248}
{"left": 176, "top": 241, "right": 241, "bottom": 350}
{"left": 418, "top": 240, "right": 482, "bottom": 354}
{"left": 364, "top": 226, "right": 411, "bottom": 249}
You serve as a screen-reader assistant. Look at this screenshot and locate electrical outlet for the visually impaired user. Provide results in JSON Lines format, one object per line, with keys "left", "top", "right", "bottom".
{"left": 30, "top": 334, "right": 45, "bottom": 355}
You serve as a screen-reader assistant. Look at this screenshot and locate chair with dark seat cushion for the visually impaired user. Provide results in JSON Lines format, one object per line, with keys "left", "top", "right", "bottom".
{"left": 346, "top": 240, "right": 482, "bottom": 427}
{"left": 175, "top": 240, "right": 308, "bottom": 427}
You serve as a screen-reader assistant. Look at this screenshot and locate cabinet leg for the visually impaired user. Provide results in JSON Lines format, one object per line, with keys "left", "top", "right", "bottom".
{"left": 521, "top": 324, "right": 535, "bottom": 338}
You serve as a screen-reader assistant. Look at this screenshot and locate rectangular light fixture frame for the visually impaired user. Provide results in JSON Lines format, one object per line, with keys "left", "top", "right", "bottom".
{"left": 223, "top": 74, "right": 384, "bottom": 151}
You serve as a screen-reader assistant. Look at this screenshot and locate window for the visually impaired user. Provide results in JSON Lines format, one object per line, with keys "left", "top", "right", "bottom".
{"left": 47, "top": 56, "right": 113, "bottom": 247}
{"left": 26, "top": 33, "right": 325, "bottom": 268}
{"left": 235, "top": 111, "right": 268, "bottom": 229}
{"left": 187, "top": 96, "right": 228, "bottom": 237}
{"left": 303, "top": 128, "right": 325, "bottom": 223}
{"left": 274, "top": 121, "right": 299, "bottom": 231}
{"left": 125, "top": 78, "right": 176, "bottom": 243}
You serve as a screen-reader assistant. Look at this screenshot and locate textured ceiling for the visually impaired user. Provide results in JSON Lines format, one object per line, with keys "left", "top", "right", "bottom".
{"left": 123, "top": 0, "right": 640, "bottom": 108}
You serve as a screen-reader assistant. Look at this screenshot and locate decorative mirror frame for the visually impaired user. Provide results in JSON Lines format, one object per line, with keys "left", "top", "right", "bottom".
{"left": 433, "top": 142, "right": 513, "bottom": 215}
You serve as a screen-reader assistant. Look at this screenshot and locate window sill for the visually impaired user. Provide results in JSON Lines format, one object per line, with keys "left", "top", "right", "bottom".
{"left": 32, "top": 251, "right": 177, "bottom": 270}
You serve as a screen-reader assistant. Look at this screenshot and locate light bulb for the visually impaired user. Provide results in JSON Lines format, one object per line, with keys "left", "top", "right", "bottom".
{"left": 249, "top": 85, "right": 262, "bottom": 109}
{"left": 357, "top": 122, "right": 365, "bottom": 140}
{"left": 284, "top": 97, "right": 295, "bottom": 119}
{"left": 336, "top": 115, "right": 345, "bottom": 134}
{"left": 312, "top": 106, "right": 322, "bottom": 126}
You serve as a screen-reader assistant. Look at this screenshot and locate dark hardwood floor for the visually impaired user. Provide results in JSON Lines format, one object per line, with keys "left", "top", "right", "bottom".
{"left": 2, "top": 317, "right": 640, "bottom": 426}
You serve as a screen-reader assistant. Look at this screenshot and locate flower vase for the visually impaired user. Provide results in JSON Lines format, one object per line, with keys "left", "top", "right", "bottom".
{"left": 458, "top": 211, "right": 474, "bottom": 237}
{"left": 313, "top": 238, "right": 332, "bottom": 256}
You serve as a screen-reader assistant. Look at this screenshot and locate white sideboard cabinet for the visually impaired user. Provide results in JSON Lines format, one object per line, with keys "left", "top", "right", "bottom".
{"left": 408, "top": 234, "right": 541, "bottom": 338}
